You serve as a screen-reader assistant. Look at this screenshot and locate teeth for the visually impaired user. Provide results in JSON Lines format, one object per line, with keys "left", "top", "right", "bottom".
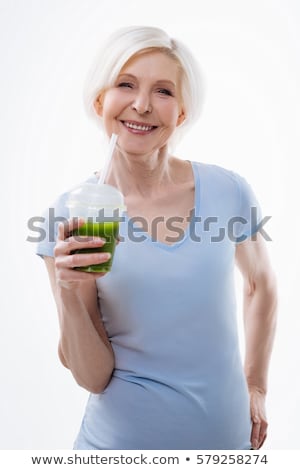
{"left": 124, "top": 122, "right": 154, "bottom": 131}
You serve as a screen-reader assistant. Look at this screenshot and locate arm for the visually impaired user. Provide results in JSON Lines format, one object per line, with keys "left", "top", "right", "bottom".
{"left": 43, "top": 219, "right": 115, "bottom": 393}
{"left": 235, "top": 233, "right": 277, "bottom": 449}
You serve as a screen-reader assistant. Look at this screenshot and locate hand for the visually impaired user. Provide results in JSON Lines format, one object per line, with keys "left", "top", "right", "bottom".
{"left": 54, "top": 218, "right": 110, "bottom": 285}
{"left": 249, "top": 387, "right": 268, "bottom": 449}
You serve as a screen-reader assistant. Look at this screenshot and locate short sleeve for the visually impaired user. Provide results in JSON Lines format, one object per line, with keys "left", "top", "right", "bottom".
{"left": 34, "top": 192, "right": 70, "bottom": 258}
{"left": 232, "top": 174, "right": 263, "bottom": 244}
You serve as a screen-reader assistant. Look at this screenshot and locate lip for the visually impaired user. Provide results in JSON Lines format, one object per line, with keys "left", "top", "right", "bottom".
{"left": 121, "top": 120, "right": 158, "bottom": 134}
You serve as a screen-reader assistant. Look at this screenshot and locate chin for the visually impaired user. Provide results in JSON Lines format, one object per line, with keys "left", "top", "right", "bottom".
{"left": 118, "top": 139, "right": 155, "bottom": 156}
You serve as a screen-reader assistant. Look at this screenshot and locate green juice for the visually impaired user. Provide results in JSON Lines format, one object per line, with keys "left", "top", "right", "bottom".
{"left": 72, "top": 221, "right": 119, "bottom": 272}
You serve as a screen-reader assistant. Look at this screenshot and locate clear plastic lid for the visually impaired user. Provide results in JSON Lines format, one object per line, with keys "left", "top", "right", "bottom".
{"left": 66, "top": 183, "right": 125, "bottom": 210}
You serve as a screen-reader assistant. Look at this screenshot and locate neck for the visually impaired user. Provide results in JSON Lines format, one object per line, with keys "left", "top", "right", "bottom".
{"left": 105, "top": 145, "right": 173, "bottom": 198}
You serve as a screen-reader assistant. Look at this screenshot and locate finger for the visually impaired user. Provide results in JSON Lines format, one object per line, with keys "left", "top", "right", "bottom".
{"left": 54, "top": 236, "right": 106, "bottom": 257}
{"left": 250, "top": 421, "right": 261, "bottom": 450}
{"left": 56, "top": 252, "right": 111, "bottom": 270}
{"left": 257, "top": 433, "right": 267, "bottom": 449}
{"left": 258, "top": 420, "right": 268, "bottom": 448}
{"left": 57, "top": 268, "right": 108, "bottom": 285}
{"left": 57, "top": 217, "right": 86, "bottom": 242}
{"left": 57, "top": 221, "right": 66, "bottom": 242}
{"left": 66, "top": 235, "right": 106, "bottom": 252}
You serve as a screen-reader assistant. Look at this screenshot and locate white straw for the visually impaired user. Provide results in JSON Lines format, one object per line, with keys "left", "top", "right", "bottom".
{"left": 98, "top": 133, "right": 118, "bottom": 185}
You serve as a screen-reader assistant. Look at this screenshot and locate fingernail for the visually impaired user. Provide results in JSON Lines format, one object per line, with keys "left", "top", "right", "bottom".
{"left": 92, "top": 238, "right": 106, "bottom": 244}
{"left": 101, "top": 253, "right": 111, "bottom": 261}
{"left": 253, "top": 440, "right": 258, "bottom": 449}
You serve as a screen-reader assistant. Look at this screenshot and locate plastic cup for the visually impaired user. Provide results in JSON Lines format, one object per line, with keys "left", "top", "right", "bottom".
{"left": 66, "top": 183, "right": 125, "bottom": 272}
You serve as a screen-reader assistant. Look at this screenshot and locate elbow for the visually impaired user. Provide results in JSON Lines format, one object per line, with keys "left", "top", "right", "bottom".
{"left": 252, "top": 270, "right": 278, "bottom": 321}
{"left": 75, "top": 370, "right": 113, "bottom": 394}
{"left": 84, "top": 382, "right": 109, "bottom": 395}
{"left": 245, "top": 269, "right": 278, "bottom": 323}
{"left": 263, "top": 274, "right": 278, "bottom": 315}
{"left": 58, "top": 343, "right": 69, "bottom": 369}
{"left": 248, "top": 268, "right": 278, "bottom": 299}
{"left": 264, "top": 269, "right": 278, "bottom": 309}
{"left": 73, "top": 357, "right": 114, "bottom": 394}
{"left": 57, "top": 341, "right": 115, "bottom": 394}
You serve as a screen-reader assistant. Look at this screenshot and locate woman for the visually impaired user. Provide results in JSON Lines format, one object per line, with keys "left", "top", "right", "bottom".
{"left": 36, "top": 26, "right": 277, "bottom": 450}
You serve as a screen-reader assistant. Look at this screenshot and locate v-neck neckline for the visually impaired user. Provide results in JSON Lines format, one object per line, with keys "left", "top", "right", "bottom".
{"left": 123, "top": 161, "right": 201, "bottom": 251}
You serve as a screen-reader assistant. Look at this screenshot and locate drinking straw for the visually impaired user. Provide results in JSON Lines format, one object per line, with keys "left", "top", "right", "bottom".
{"left": 98, "top": 133, "right": 118, "bottom": 185}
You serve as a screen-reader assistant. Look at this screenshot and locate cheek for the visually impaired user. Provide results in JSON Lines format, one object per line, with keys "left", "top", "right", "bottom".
{"left": 164, "top": 109, "right": 182, "bottom": 129}
{"left": 156, "top": 100, "right": 181, "bottom": 124}
{"left": 102, "top": 91, "right": 124, "bottom": 116}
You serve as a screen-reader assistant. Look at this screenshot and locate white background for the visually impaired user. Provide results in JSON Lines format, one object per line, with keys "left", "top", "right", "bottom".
{"left": 0, "top": 0, "right": 299, "bottom": 450}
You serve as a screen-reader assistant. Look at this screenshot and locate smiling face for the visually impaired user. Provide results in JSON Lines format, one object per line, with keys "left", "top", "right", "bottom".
{"left": 94, "top": 51, "right": 186, "bottom": 156}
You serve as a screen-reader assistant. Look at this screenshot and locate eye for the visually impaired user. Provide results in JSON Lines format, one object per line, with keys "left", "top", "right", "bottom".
{"left": 117, "top": 82, "right": 134, "bottom": 88}
{"left": 157, "top": 88, "right": 173, "bottom": 96}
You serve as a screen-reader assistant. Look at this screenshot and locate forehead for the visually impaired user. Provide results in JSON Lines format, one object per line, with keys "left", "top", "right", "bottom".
{"left": 119, "top": 51, "right": 181, "bottom": 84}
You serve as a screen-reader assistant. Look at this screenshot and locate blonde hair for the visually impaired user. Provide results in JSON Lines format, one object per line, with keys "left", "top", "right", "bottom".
{"left": 83, "top": 26, "right": 205, "bottom": 146}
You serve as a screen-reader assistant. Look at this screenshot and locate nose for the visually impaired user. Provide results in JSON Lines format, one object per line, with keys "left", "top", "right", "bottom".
{"left": 131, "top": 91, "right": 152, "bottom": 114}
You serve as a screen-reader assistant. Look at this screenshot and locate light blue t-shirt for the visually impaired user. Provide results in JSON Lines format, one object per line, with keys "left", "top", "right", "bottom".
{"left": 36, "top": 161, "right": 263, "bottom": 450}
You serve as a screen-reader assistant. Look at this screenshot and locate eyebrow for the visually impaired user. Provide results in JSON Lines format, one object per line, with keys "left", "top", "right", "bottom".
{"left": 117, "top": 73, "right": 176, "bottom": 88}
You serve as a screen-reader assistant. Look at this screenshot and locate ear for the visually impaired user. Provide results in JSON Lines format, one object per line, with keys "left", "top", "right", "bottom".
{"left": 93, "top": 92, "right": 104, "bottom": 117}
{"left": 176, "top": 107, "right": 186, "bottom": 127}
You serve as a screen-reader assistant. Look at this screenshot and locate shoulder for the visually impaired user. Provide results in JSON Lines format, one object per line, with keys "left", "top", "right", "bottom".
{"left": 192, "top": 161, "right": 248, "bottom": 199}
{"left": 193, "top": 161, "right": 244, "bottom": 183}
{"left": 193, "top": 161, "right": 258, "bottom": 198}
